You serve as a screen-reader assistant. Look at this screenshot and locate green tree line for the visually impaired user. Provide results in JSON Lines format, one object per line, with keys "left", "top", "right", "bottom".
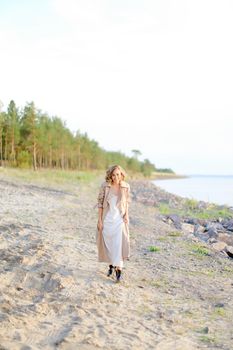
{"left": 0, "top": 100, "right": 173, "bottom": 176}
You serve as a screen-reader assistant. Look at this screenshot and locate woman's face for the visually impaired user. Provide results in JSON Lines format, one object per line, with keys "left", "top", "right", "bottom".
{"left": 111, "top": 168, "right": 122, "bottom": 184}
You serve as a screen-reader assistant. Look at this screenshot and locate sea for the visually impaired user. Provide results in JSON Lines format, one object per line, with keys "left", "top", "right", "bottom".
{"left": 153, "top": 175, "right": 233, "bottom": 207}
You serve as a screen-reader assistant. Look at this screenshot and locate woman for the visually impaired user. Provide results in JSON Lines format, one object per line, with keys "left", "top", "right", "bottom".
{"left": 96, "top": 165, "right": 130, "bottom": 282}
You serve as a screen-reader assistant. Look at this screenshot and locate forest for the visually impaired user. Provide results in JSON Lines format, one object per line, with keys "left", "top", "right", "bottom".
{"left": 0, "top": 100, "right": 174, "bottom": 176}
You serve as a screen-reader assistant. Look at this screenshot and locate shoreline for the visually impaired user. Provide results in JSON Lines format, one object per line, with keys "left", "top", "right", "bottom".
{"left": 131, "top": 177, "right": 233, "bottom": 215}
{"left": 151, "top": 172, "right": 188, "bottom": 180}
{"left": 130, "top": 178, "right": 233, "bottom": 253}
{"left": 152, "top": 175, "right": 233, "bottom": 209}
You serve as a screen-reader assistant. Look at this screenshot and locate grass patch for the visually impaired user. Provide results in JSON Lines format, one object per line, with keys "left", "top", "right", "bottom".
{"left": 168, "top": 231, "right": 182, "bottom": 237}
{"left": 158, "top": 203, "right": 170, "bottom": 215}
{"left": 0, "top": 167, "right": 98, "bottom": 186}
{"left": 196, "top": 326, "right": 209, "bottom": 334}
{"left": 191, "top": 244, "right": 210, "bottom": 256}
{"left": 158, "top": 199, "right": 233, "bottom": 220}
{"left": 157, "top": 236, "right": 168, "bottom": 242}
{"left": 184, "top": 242, "right": 210, "bottom": 256}
{"left": 148, "top": 246, "right": 160, "bottom": 252}
{"left": 212, "top": 307, "right": 226, "bottom": 318}
{"left": 199, "top": 335, "right": 217, "bottom": 344}
{"left": 194, "top": 207, "right": 233, "bottom": 219}
{"left": 223, "top": 265, "right": 233, "bottom": 273}
{"left": 185, "top": 198, "right": 199, "bottom": 210}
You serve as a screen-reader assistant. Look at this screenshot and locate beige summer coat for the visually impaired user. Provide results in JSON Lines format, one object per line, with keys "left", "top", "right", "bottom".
{"left": 96, "top": 180, "right": 130, "bottom": 262}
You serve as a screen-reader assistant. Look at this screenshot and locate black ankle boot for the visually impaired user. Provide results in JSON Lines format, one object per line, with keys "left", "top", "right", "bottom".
{"left": 116, "top": 269, "right": 122, "bottom": 282}
{"left": 107, "top": 265, "right": 114, "bottom": 277}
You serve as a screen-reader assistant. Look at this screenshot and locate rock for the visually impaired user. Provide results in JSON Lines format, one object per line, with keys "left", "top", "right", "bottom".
{"left": 168, "top": 214, "right": 182, "bottom": 230}
{"left": 212, "top": 241, "right": 227, "bottom": 252}
{"left": 214, "top": 303, "right": 224, "bottom": 308}
{"left": 188, "top": 235, "right": 199, "bottom": 242}
{"left": 193, "top": 224, "right": 204, "bottom": 235}
{"left": 184, "top": 217, "right": 198, "bottom": 225}
{"left": 226, "top": 251, "right": 233, "bottom": 258}
{"left": 202, "top": 326, "right": 209, "bottom": 334}
{"left": 218, "top": 232, "right": 233, "bottom": 246}
{"left": 197, "top": 326, "right": 209, "bottom": 334}
{"left": 195, "top": 233, "right": 209, "bottom": 242}
{"left": 226, "top": 245, "right": 233, "bottom": 253}
{"left": 222, "top": 219, "right": 233, "bottom": 231}
{"left": 226, "top": 224, "right": 233, "bottom": 231}
{"left": 208, "top": 237, "right": 218, "bottom": 243}
{"left": 204, "top": 222, "right": 224, "bottom": 232}
{"left": 197, "top": 219, "right": 207, "bottom": 226}
{"left": 205, "top": 228, "right": 218, "bottom": 238}
{"left": 182, "top": 223, "right": 194, "bottom": 234}
{"left": 193, "top": 225, "right": 209, "bottom": 242}
{"left": 225, "top": 246, "right": 233, "bottom": 258}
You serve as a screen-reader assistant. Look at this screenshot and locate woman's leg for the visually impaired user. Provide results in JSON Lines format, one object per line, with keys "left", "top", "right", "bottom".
{"left": 115, "top": 267, "right": 122, "bottom": 282}
{"left": 115, "top": 261, "right": 123, "bottom": 281}
{"left": 107, "top": 264, "right": 114, "bottom": 276}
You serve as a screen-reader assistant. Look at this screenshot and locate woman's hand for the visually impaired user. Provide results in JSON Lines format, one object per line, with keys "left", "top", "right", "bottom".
{"left": 97, "top": 219, "right": 103, "bottom": 232}
{"left": 123, "top": 215, "right": 129, "bottom": 224}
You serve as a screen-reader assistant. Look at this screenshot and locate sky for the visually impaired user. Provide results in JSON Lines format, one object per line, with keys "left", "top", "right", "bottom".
{"left": 0, "top": 0, "right": 233, "bottom": 175}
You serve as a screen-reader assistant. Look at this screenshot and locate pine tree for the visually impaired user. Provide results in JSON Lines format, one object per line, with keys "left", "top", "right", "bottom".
{"left": 20, "top": 102, "right": 38, "bottom": 170}
{"left": 7, "top": 100, "right": 20, "bottom": 164}
{"left": 0, "top": 99, "right": 162, "bottom": 174}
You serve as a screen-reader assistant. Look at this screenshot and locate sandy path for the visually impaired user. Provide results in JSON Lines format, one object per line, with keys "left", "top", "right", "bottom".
{"left": 0, "top": 177, "right": 233, "bottom": 350}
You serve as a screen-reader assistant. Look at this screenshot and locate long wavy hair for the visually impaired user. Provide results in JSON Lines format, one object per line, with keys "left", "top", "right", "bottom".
{"left": 105, "top": 165, "right": 126, "bottom": 184}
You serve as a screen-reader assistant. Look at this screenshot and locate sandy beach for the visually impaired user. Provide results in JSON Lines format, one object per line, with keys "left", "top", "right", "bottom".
{"left": 0, "top": 172, "right": 233, "bottom": 350}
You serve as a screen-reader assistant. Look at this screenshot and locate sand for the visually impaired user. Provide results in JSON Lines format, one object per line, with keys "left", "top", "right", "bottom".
{"left": 0, "top": 174, "right": 233, "bottom": 350}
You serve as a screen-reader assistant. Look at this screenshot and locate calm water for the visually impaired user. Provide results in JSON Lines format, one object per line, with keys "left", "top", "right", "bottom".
{"left": 153, "top": 175, "right": 233, "bottom": 207}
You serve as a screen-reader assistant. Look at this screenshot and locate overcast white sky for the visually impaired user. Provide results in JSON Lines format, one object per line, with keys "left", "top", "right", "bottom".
{"left": 1, "top": 0, "right": 233, "bottom": 174}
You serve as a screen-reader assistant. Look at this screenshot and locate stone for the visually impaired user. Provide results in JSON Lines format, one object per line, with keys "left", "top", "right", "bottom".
{"left": 182, "top": 223, "right": 194, "bottom": 234}
{"left": 226, "top": 223, "right": 233, "bottom": 231}
{"left": 208, "top": 237, "right": 218, "bottom": 244}
{"left": 189, "top": 235, "right": 199, "bottom": 242}
{"left": 197, "top": 219, "right": 207, "bottom": 226}
{"left": 204, "top": 222, "right": 224, "bottom": 232}
{"left": 184, "top": 217, "right": 198, "bottom": 225}
{"left": 226, "top": 245, "right": 233, "bottom": 254}
{"left": 168, "top": 214, "right": 182, "bottom": 229}
{"left": 208, "top": 237, "right": 218, "bottom": 243}
{"left": 206, "top": 228, "right": 218, "bottom": 238}
{"left": 223, "top": 219, "right": 233, "bottom": 231}
{"left": 226, "top": 251, "right": 233, "bottom": 258}
{"left": 225, "top": 245, "right": 233, "bottom": 258}
{"left": 195, "top": 233, "right": 209, "bottom": 242}
{"left": 197, "top": 326, "right": 209, "bottom": 334}
{"left": 218, "top": 233, "right": 233, "bottom": 246}
{"left": 214, "top": 303, "right": 224, "bottom": 308}
{"left": 212, "top": 241, "right": 227, "bottom": 252}
{"left": 193, "top": 224, "right": 204, "bottom": 235}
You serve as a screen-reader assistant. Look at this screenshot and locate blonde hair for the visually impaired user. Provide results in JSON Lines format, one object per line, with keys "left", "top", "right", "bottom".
{"left": 105, "top": 165, "right": 126, "bottom": 184}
